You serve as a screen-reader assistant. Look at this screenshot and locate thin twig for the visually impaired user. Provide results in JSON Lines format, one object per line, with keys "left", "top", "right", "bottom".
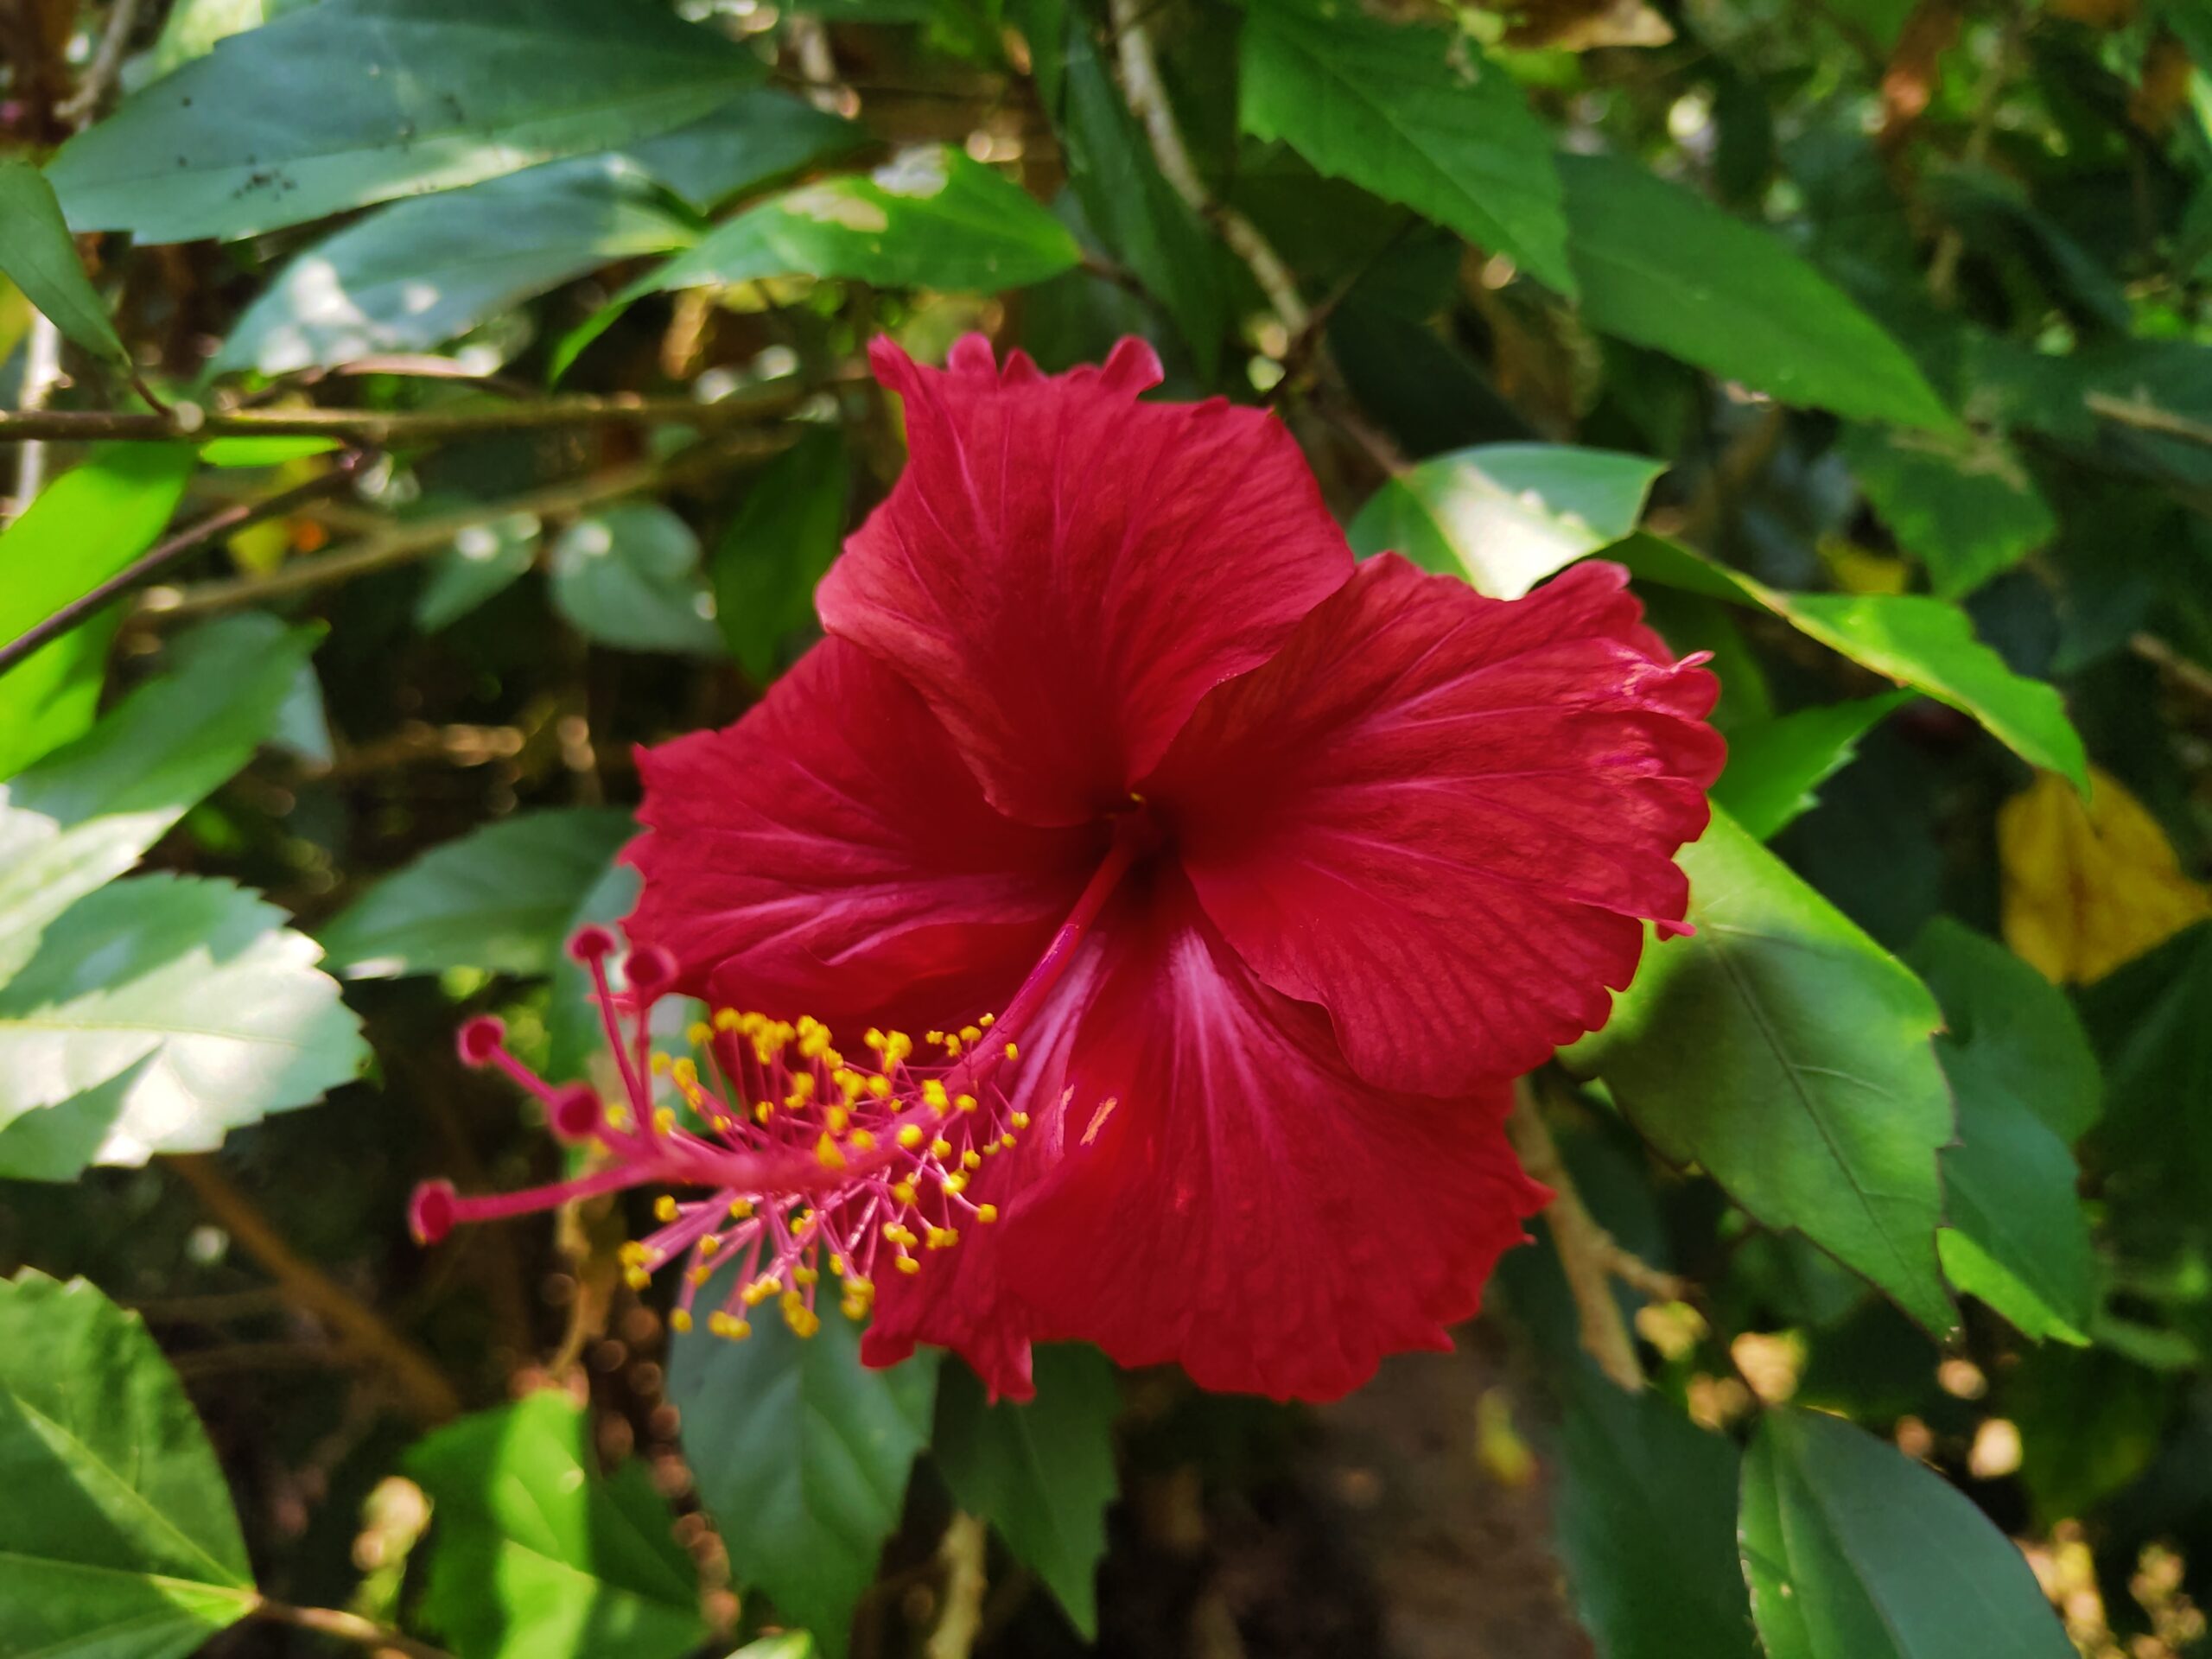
{"left": 0, "top": 380, "right": 826, "bottom": 444}
{"left": 56, "top": 0, "right": 146, "bottom": 123}
{"left": 251, "top": 1599, "right": 454, "bottom": 1659}
{"left": 0, "top": 451, "right": 370, "bottom": 676}
{"left": 10, "top": 315, "right": 66, "bottom": 517}
{"left": 143, "top": 431, "right": 792, "bottom": 619}
{"left": 1504, "top": 1082, "right": 1687, "bottom": 1391}
{"left": 925, "top": 1513, "right": 991, "bottom": 1659}
{"left": 2087, "top": 390, "right": 2212, "bottom": 448}
{"left": 1106, "top": 0, "right": 1311, "bottom": 335}
{"left": 2132, "top": 632, "right": 2212, "bottom": 701}
{"left": 167, "top": 1155, "right": 461, "bottom": 1424}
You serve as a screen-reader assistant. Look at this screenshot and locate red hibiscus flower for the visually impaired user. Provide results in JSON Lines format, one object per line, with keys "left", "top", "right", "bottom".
{"left": 411, "top": 335, "right": 1723, "bottom": 1403}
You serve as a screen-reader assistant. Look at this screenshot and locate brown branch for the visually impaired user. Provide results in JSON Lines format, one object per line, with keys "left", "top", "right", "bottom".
{"left": 2088, "top": 390, "right": 2212, "bottom": 448}
{"left": 143, "top": 431, "right": 792, "bottom": 619}
{"left": 0, "top": 379, "right": 824, "bottom": 444}
{"left": 167, "top": 1155, "right": 461, "bottom": 1424}
{"left": 0, "top": 451, "right": 370, "bottom": 676}
{"left": 1106, "top": 0, "right": 1311, "bottom": 335}
{"left": 251, "top": 1600, "right": 454, "bottom": 1659}
{"left": 1504, "top": 1082, "right": 1688, "bottom": 1391}
{"left": 925, "top": 1513, "right": 991, "bottom": 1659}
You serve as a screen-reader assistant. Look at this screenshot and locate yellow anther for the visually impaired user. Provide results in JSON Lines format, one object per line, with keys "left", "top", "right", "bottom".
{"left": 714, "top": 1007, "right": 742, "bottom": 1031}
{"left": 897, "top": 1255, "right": 921, "bottom": 1274}
{"left": 849, "top": 1128, "right": 875, "bottom": 1152}
{"left": 891, "top": 1180, "right": 917, "bottom": 1206}
{"left": 959, "top": 1025, "right": 982, "bottom": 1045}
{"left": 1003, "top": 1041, "right": 1019, "bottom": 1061}
{"left": 619, "top": 1242, "right": 649, "bottom": 1266}
{"left": 1010, "top": 1110, "right": 1031, "bottom": 1129}
{"left": 830, "top": 1255, "right": 846, "bottom": 1275}
{"left": 652, "top": 1107, "right": 678, "bottom": 1135}
{"left": 1000, "top": 1132, "right": 1018, "bottom": 1149}
{"left": 709, "top": 1312, "right": 752, "bottom": 1340}
{"left": 606, "top": 1105, "right": 633, "bottom": 1131}
{"left": 867, "top": 1075, "right": 893, "bottom": 1099}
{"left": 842, "top": 1274, "right": 874, "bottom": 1300}
{"left": 741, "top": 1279, "right": 777, "bottom": 1307}
{"left": 690, "top": 1265, "right": 713, "bottom": 1286}
{"left": 826, "top": 1104, "right": 851, "bottom": 1135}
{"left": 697, "top": 1235, "right": 721, "bottom": 1257}
{"left": 945, "top": 1036, "right": 963, "bottom": 1058}
{"left": 786, "top": 1072, "right": 817, "bottom": 1103}
{"left": 978, "top": 1013, "right": 995, "bottom": 1027}
{"left": 624, "top": 1266, "right": 652, "bottom": 1291}
{"left": 654, "top": 1195, "right": 680, "bottom": 1223}
{"left": 962, "top": 1149, "right": 982, "bottom": 1171}
{"left": 649, "top": 1052, "right": 671, "bottom": 1074}
{"left": 671, "top": 1058, "right": 699, "bottom": 1089}
{"left": 794, "top": 1266, "right": 819, "bottom": 1287}
{"left": 925, "top": 1030, "right": 945, "bottom": 1047}
{"left": 976, "top": 1204, "right": 999, "bottom": 1224}
{"left": 687, "top": 1020, "right": 713, "bottom": 1047}
{"left": 956, "top": 1093, "right": 979, "bottom": 1114}
{"left": 926, "top": 1226, "right": 958, "bottom": 1249}
{"left": 883, "top": 1031, "right": 914, "bottom": 1066}
{"left": 841, "top": 1298, "right": 870, "bottom": 1320}
{"left": 930, "top": 1137, "right": 954, "bottom": 1160}
{"left": 942, "top": 1173, "right": 969, "bottom": 1197}
{"left": 897, "top": 1123, "right": 925, "bottom": 1149}
{"left": 754, "top": 1102, "right": 774, "bottom": 1123}
{"left": 728, "top": 1198, "right": 753, "bottom": 1219}
{"left": 922, "top": 1079, "right": 950, "bottom": 1111}
{"left": 670, "top": 1308, "right": 695, "bottom": 1334}
{"left": 816, "top": 1132, "right": 847, "bottom": 1171}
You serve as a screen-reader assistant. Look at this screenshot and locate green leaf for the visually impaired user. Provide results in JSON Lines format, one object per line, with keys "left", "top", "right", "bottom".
{"left": 1566, "top": 807, "right": 1956, "bottom": 1333}
{"left": 1910, "top": 919, "right": 2100, "bottom": 1344}
{"left": 406, "top": 1391, "right": 707, "bottom": 1659}
{"left": 0, "top": 159, "right": 128, "bottom": 365}
{"left": 636, "top": 147, "right": 1080, "bottom": 297}
{"left": 0, "top": 612, "right": 321, "bottom": 981}
{"left": 215, "top": 157, "right": 698, "bottom": 376}
{"left": 0, "top": 445, "right": 197, "bottom": 780}
{"left": 1712, "top": 692, "right": 1912, "bottom": 841}
{"left": 1239, "top": 0, "right": 1573, "bottom": 294}
{"left": 0, "top": 874, "right": 367, "bottom": 1177}
{"left": 48, "top": 0, "right": 762, "bottom": 243}
{"left": 935, "top": 1346, "right": 1118, "bottom": 1638}
{"left": 624, "top": 90, "right": 866, "bottom": 213}
{"left": 317, "top": 807, "right": 636, "bottom": 980}
{"left": 1837, "top": 424, "right": 2055, "bottom": 600}
{"left": 2085, "top": 925, "right": 2212, "bottom": 1216}
{"left": 1739, "top": 1408, "right": 2074, "bottom": 1659}
{"left": 670, "top": 1278, "right": 939, "bottom": 1659}
{"left": 1616, "top": 534, "right": 2088, "bottom": 791}
{"left": 416, "top": 510, "right": 543, "bottom": 632}
{"left": 1061, "top": 24, "right": 1226, "bottom": 378}
{"left": 0, "top": 1271, "right": 257, "bottom": 1659}
{"left": 550, "top": 503, "right": 725, "bottom": 656}
{"left": 1347, "top": 443, "right": 1664, "bottom": 598}
{"left": 710, "top": 428, "right": 849, "bottom": 681}
{"left": 198, "top": 435, "right": 341, "bottom": 467}
{"left": 1560, "top": 155, "right": 1955, "bottom": 430}
{"left": 1554, "top": 1365, "right": 1757, "bottom": 1659}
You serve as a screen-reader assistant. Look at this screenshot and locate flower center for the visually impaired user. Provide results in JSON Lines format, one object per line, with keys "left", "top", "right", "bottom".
{"left": 408, "top": 830, "right": 1145, "bottom": 1343}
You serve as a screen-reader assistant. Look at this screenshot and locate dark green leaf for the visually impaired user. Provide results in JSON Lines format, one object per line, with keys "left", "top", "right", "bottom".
{"left": 1348, "top": 442, "right": 1664, "bottom": 597}
{"left": 670, "top": 1278, "right": 939, "bottom": 1659}
{"left": 1739, "top": 1408, "right": 2074, "bottom": 1659}
{"left": 637, "top": 147, "right": 1080, "bottom": 296}
{"left": 0, "top": 446, "right": 197, "bottom": 780}
{"left": 318, "top": 807, "right": 636, "bottom": 979}
{"left": 1554, "top": 1365, "right": 1757, "bottom": 1659}
{"left": 935, "top": 1346, "right": 1118, "bottom": 1637}
{"left": 550, "top": 503, "right": 724, "bottom": 656}
{"left": 711, "top": 428, "right": 849, "bottom": 681}
{"left": 0, "top": 874, "right": 367, "bottom": 1176}
{"left": 0, "top": 1271, "right": 256, "bottom": 1659}
{"left": 1560, "top": 155, "right": 1955, "bottom": 429}
{"left": 216, "top": 157, "right": 698, "bottom": 376}
{"left": 1567, "top": 807, "right": 1956, "bottom": 1332}
{"left": 1837, "top": 424, "right": 2055, "bottom": 599}
{"left": 1061, "top": 25, "right": 1226, "bottom": 378}
{"left": 1712, "top": 692, "right": 1912, "bottom": 841}
{"left": 48, "top": 0, "right": 762, "bottom": 243}
{"left": 1616, "top": 535, "right": 2088, "bottom": 791}
{"left": 0, "top": 159, "right": 128, "bottom": 364}
{"left": 1239, "top": 0, "right": 1573, "bottom": 293}
{"left": 2087, "top": 925, "right": 2212, "bottom": 1217}
{"left": 407, "top": 1391, "right": 707, "bottom": 1659}
{"left": 625, "top": 90, "right": 866, "bottom": 213}
{"left": 416, "top": 510, "right": 543, "bottom": 632}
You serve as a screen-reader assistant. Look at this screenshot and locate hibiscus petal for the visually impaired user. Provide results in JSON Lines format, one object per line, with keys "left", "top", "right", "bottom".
{"left": 998, "top": 866, "right": 1546, "bottom": 1401}
{"left": 817, "top": 334, "right": 1352, "bottom": 828}
{"left": 626, "top": 634, "right": 1102, "bottom": 1021}
{"left": 1146, "top": 556, "right": 1725, "bottom": 1094}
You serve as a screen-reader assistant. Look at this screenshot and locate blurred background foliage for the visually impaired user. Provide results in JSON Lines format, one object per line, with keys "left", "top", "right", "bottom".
{"left": 3, "top": 0, "right": 2212, "bottom": 1655}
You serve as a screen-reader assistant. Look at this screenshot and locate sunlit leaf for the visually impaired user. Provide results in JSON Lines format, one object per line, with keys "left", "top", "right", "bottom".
{"left": 1713, "top": 692, "right": 1912, "bottom": 841}
{"left": 1837, "top": 423, "right": 2055, "bottom": 599}
{"left": 0, "top": 159, "right": 128, "bottom": 365}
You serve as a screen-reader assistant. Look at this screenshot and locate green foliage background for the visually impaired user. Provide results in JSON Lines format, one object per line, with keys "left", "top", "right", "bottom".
{"left": 3, "top": 0, "right": 2212, "bottom": 1655}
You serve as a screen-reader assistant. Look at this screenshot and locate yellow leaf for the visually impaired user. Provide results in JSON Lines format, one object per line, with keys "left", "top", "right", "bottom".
{"left": 1999, "top": 766, "right": 2212, "bottom": 983}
